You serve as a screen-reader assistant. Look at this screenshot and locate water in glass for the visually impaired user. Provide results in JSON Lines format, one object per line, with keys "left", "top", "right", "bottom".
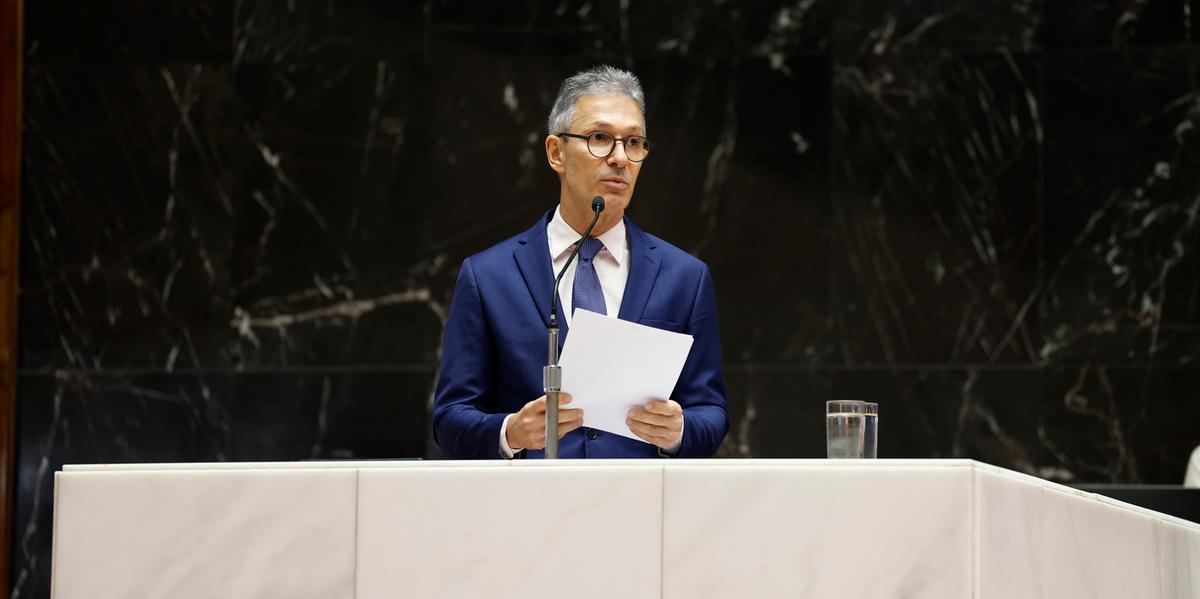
{"left": 826, "top": 410, "right": 865, "bottom": 458}
{"left": 863, "top": 404, "right": 878, "bottom": 459}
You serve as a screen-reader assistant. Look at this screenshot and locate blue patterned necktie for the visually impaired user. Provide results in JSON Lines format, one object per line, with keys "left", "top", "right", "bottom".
{"left": 572, "top": 237, "right": 607, "bottom": 316}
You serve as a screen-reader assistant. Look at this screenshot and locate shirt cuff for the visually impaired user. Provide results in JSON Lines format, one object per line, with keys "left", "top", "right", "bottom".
{"left": 658, "top": 418, "right": 684, "bottom": 458}
{"left": 499, "top": 413, "right": 522, "bottom": 459}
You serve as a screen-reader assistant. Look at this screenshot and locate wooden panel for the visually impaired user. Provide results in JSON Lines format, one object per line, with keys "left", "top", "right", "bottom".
{"left": 0, "top": 0, "right": 22, "bottom": 593}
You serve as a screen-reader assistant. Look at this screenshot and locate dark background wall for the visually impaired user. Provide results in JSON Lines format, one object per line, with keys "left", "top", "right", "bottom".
{"left": 10, "top": 0, "right": 1200, "bottom": 596}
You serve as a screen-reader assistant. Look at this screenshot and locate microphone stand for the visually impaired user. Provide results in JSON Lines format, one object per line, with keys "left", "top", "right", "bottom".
{"left": 544, "top": 197, "right": 604, "bottom": 459}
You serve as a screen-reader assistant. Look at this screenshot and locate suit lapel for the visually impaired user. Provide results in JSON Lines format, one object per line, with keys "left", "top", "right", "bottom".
{"left": 618, "top": 218, "right": 662, "bottom": 323}
{"left": 515, "top": 212, "right": 662, "bottom": 340}
{"left": 513, "top": 211, "right": 557, "bottom": 328}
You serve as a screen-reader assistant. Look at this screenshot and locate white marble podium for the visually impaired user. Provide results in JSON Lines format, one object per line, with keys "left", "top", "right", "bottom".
{"left": 52, "top": 459, "right": 1200, "bottom": 598}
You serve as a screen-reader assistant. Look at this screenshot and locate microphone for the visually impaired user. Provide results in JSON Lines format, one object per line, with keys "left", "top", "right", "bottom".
{"left": 549, "top": 196, "right": 606, "bottom": 326}
{"left": 543, "top": 195, "right": 605, "bottom": 460}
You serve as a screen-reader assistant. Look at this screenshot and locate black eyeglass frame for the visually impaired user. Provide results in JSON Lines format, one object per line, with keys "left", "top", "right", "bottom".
{"left": 556, "top": 132, "right": 651, "bottom": 162}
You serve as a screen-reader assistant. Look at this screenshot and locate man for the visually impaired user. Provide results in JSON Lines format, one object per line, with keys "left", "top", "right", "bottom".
{"left": 432, "top": 65, "right": 728, "bottom": 459}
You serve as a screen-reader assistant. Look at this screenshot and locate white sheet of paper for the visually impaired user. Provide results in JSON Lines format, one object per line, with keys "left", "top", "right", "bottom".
{"left": 558, "top": 309, "right": 694, "bottom": 442}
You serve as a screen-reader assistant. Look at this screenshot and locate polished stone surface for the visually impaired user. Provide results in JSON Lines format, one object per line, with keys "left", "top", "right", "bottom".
{"left": 49, "top": 460, "right": 1200, "bottom": 599}
{"left": 662, "top": 462, "right": 972, "bottom": 597}
{"left": 52, "top": 468, "right": 357, "bottom": 599}
{"left": 357, "top": 464, "right": 662, "bottom": 598}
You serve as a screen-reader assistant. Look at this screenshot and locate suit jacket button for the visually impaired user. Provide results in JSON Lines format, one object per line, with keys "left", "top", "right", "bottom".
{"left": 587, "top": 428, "right": 599, "bottom": 440}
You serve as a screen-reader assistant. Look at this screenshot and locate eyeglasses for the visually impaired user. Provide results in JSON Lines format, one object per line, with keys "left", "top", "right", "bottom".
{"left": 557, "top": 131, "right": 651, "bottom": 162}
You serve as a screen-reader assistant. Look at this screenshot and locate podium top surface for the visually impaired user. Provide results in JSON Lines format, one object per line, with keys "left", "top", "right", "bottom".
{"left": 63, "top": 457, "right": 979, "bottom": 471}
{"left": 59, "top": 458, "right": 1200, "bottom": 530}
{"left": 51, "top": 457, "right": 1200, "bottom": 599}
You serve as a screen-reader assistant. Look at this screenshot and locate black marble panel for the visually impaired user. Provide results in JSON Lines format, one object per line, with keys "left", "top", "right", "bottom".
{"left": 1042, "top": 0, "right": 1200, "bottom": 48}
{"left": 723, "top": 366, "right": 1045, "bottom": 468}
{"left": 25, "top": 0, "right": 233, "bottom": 64}
{"left": 229, "top": 58, "right": 451, "bottom": 368}
{"left": 830, "top": 51, "right": 1043, "bottom": 364}
{"left": 230, "top": 370, "right": 432, "bottom": 460}
{"left": 1040, "top": 366, "right": 1200, "bottom": 484}
{"left": 237, "top": 0, "right": 832, "bottom": 69}
{"left": 234, "top": 0, "right": 426, "bottom": 66}
{"left": 719, "top": 365, "right": 833, "bottom": 458}
{"left": 624, "top": 0, "right": 833, "bottom": 58}
{"left": 20, "top": 63, "right": 237, "bottom": 371}
{"left": 1040, "top": 48, "right": 1200, "bottom": 366}
{"left": 833, "top": 0, "right": 1040, "bottom": 57}
{"left": 634, "top": 56, "right": 834, "bottom": 363}
{"left": 723, "top": 365, "right": 1200, "bottom": 483}
{"left": 832, "top": 368, "right": 1045, "bottom": 467}
{"left": 429, "top": 0, "right": 833, "bottom": 60}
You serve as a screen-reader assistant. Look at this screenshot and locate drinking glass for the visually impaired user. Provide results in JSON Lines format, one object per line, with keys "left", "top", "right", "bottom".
{"left": 863, "top": 402, "right": 879, "bottom": 459}
{"left": 826, "top": 400, "right": 866, "bottom": 459}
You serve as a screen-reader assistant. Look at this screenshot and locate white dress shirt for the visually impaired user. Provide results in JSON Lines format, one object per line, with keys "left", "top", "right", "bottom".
{"left": 499, "top": 206, "right": 629, "bottom": 457}
{"left": 547, "top": 205, "right": 630, "bottom": 327}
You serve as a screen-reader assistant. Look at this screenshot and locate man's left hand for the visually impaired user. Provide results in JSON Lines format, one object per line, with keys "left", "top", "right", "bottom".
{"left": 627, "top": 399, "right": 683, "bottom": 450}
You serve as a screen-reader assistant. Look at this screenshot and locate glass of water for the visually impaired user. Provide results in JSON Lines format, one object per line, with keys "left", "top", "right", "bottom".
{"left": 826, "top": 400, "right": 867, "bottom": 459}
{"left": 863, "top": 402, "right": 878, "bottom": 459}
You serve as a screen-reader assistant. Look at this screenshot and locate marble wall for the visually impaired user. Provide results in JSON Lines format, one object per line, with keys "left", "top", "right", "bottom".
{"left": 10, "top": 0, "right": 1200, "bottom": 596}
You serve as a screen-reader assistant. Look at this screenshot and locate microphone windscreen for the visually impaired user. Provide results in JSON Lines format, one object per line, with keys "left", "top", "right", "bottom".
{"left": 592, "top": 196, "right": 605, "bottom": 213}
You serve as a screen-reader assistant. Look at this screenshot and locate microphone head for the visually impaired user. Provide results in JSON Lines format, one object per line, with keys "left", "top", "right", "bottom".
{"left": 591, "top": 196, "right": 605, "bottom": 213}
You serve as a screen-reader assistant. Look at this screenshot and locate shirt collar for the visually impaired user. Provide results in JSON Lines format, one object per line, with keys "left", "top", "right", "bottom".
{"left": 548, "top": 205, "right": 626, "bottom": 265}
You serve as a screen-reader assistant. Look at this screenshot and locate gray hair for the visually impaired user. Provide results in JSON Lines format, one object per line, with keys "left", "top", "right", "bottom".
{"left": 546, "top": 65, "right": 646, "bottom": 136}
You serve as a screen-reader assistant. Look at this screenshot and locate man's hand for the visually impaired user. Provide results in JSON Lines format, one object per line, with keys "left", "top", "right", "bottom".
{"left": 506, "top": 393, "right": 583, "bottom": 451}
{"left": 627, "top": 399, "right": 684, "bottom": 450}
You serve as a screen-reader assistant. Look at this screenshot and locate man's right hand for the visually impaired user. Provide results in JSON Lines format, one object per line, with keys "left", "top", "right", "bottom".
{"left": 505, "top": 393, "right": 583, "bottom": 451}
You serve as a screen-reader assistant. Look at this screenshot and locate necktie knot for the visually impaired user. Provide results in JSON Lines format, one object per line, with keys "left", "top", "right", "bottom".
{"left": 578, "top": 237, "right": 605, "bottom": 262}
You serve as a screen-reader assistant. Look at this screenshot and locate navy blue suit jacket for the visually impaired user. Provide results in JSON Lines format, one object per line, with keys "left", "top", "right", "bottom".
{"left": 432, "top": 210, "right": 729, "bottom": 459}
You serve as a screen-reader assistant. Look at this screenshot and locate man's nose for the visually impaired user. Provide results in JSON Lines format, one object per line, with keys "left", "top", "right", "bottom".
{"left": 607, "top": 141, "right": 629, "bottom": 167}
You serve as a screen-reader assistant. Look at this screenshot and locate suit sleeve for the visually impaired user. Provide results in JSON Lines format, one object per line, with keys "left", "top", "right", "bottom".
{"left": 431, "top": 257, "right": 509, "bottom": 459}
{"left": 673, "top": 264, "right": 730, "bottom": 457}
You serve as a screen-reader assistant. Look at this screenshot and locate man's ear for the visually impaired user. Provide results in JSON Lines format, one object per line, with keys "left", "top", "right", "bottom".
{"left": 546, "top": 134, "right": 566, "bottom": 174}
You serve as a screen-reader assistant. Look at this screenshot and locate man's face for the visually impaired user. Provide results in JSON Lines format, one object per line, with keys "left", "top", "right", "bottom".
{"left": 550, "top": 94, "right": 645, "bottom": 227}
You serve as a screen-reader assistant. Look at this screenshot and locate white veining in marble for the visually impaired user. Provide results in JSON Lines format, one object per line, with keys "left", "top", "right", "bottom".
{"left": 52, "top": 468, "right": 357, "bottom": 599}
{"left": 661, "top": 463, "right": 972, "bottom": 599}
{"left": 355, "top": 463, "right": 663, "bottom": 599}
